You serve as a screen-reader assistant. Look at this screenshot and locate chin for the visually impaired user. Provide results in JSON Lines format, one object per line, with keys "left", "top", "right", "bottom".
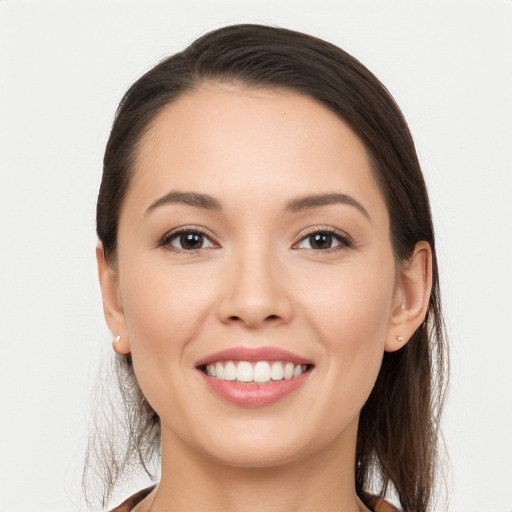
{"left": 205, "top": 442, "right": 306, "bottom": 469}
{"left": 192, "top": 418, "right": 341, "bottom": 470}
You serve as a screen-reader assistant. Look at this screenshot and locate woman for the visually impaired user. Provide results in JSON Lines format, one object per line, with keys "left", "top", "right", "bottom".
{"left": 88, "top": 24, "right": 447, "bottom": 512}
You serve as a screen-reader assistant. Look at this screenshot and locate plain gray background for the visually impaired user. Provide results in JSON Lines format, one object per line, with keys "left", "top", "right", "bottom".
{"left": 1, "top": 1, "right": 511, "bottom": 510}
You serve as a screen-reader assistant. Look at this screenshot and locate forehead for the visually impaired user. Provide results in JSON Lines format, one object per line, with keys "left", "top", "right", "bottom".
{"left": 126, "top": 85, "right": 387, "bottom": 220}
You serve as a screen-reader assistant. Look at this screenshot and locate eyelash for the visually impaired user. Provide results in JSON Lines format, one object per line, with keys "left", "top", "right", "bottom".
{"left": 157, "top": 226, "right": 353, "bottom": 254}
{"left": 293, "top": 227, "right": 353, "bottom": 253}
{"left": 157, "top": 226, "right": 218, "bottom": 254}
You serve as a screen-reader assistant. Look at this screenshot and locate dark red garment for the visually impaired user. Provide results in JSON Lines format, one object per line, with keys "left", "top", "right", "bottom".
{"left": 110, "top": 486, "right": 401, "bottom": 512}
{"left": 109, "top": 486, "right": 154, "bottom": 512}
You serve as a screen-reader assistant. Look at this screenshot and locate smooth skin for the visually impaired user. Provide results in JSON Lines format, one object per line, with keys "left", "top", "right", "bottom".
{"left": 97, "top": 85, "right": 432, "bottom": 512}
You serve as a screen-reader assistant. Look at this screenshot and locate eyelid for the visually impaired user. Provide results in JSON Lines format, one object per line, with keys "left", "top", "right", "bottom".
{"left": 155, "top": 224, "right": 353, "bottom": 253}
{"left": 292, "top": 226, "right": 354, "bottom": 251}
{"left": 156, "top": 225, "right": 220, "bottom": 253}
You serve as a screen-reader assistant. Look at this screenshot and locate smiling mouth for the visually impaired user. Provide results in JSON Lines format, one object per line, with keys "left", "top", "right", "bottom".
{"left": 199, "top": 360, "right": 313, "bottom": 384}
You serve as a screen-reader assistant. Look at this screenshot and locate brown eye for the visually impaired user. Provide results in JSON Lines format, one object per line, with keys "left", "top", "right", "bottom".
{"left": 295, "top": 230, "right": 351, "bottom": 251}
{"left": 178, "top": 233, "right": 204, "bottom": 250}
{"left": 165, "top": 230, "right": 216, "bottom": 251}
{"left": 308, "top": 233, "right": 334, "bottom": 249}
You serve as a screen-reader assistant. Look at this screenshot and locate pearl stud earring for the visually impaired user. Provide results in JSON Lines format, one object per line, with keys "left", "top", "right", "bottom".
{"left": 114, "top": 335, "right": 121, "bottom": 343}
{"left": 396, "top": 335, "right": 404, "bottom": 343}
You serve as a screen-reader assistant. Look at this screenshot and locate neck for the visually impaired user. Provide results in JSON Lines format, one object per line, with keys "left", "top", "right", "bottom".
{"left": 146, "top": 418, "right": 366, "bottom": 512}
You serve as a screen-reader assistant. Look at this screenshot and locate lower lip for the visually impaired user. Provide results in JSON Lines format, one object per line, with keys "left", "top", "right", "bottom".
{"left": 199, "top": 371, "right": 311, "bottom": 407}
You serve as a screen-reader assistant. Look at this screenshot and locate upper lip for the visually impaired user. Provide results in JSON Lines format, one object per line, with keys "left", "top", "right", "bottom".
{"left": 195, "top": 346, "right": 314, "bottom": 367}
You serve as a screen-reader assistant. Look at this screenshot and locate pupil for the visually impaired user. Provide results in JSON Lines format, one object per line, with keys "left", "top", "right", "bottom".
{"left": 311, "top": 233, "right": 331, "bottom": 249}
{"left": 181, "top": 233, "right": 202, "bottom": 250}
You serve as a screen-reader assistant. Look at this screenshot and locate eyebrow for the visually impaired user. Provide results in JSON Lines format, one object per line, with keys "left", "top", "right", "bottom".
{"left": 283, "top": 193, "right": 370, "bottom": 219}
{"left": 145, "top": 191, "right": 222, "bottom": 215}
{"left": 145, "top": 190, "right": 369, "bottom": 219}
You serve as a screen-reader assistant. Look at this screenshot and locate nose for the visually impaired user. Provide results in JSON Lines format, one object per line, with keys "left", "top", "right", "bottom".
{"left": 217, "top": 246, "right": 293, "bottom": 329}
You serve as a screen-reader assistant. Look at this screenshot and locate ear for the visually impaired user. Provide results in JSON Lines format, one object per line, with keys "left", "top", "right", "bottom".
{"left": 96, "top": 242, "right": 131, "bottom": 355}
{"left": 385, "top": 241, "right": 432, "bottom": 352}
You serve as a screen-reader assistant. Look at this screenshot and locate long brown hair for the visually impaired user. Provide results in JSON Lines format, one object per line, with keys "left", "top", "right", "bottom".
{"left": 87, "top": 24, "right": 448, "bottom": 511}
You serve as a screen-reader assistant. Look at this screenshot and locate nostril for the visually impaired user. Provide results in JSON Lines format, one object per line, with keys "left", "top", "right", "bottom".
{"left": 229, "top": 315, "right": 280, "bottom": 320}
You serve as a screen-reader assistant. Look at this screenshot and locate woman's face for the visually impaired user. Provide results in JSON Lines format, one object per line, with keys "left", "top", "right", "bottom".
{"left": 108, "top": 85, "right": 405, "bottom": 467}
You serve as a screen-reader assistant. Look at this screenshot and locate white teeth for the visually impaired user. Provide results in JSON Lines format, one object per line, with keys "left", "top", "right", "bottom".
{"left": 224, "top": 361, "right": 237, "bottom": 381}
{"left": 204, "top": 360, "right": 309, "bottom": 383}
{"left": 236, "top": 361, "right": 253, "bottom": 382}
{"left": 270, "top": 361, "right": 284, "bottom": 380}
{"left": 215, "top": 362, "right": 224, "bottom": 379}
{"left": 293, "top": 364, "right": 303, "bottom": 378}
{"left": 253, "top": 361, "right": 271, "bottom": 383}
{"left": 283, "top": 362, "right": 294, "bottom": 380}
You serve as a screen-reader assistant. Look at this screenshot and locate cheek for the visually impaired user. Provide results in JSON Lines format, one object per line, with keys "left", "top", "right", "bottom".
{"left": 304, "top": 257, "right": 396, "bottom": 344}
{"left": 120, "top": 261, "right": 211, "bottom": 342}
{"left": 300, "top": 256, "right": 395, "bottom": 410}
{"left": 117, "top": 261, "right": 216, "bottom": 387}
{"left": 117, "top": 263, "right": 220, "bottom": 425}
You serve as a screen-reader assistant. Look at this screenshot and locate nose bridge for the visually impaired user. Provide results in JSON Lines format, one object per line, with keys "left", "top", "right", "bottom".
{"left": 218, "top": 237, "right": 292, "bottom": 327}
